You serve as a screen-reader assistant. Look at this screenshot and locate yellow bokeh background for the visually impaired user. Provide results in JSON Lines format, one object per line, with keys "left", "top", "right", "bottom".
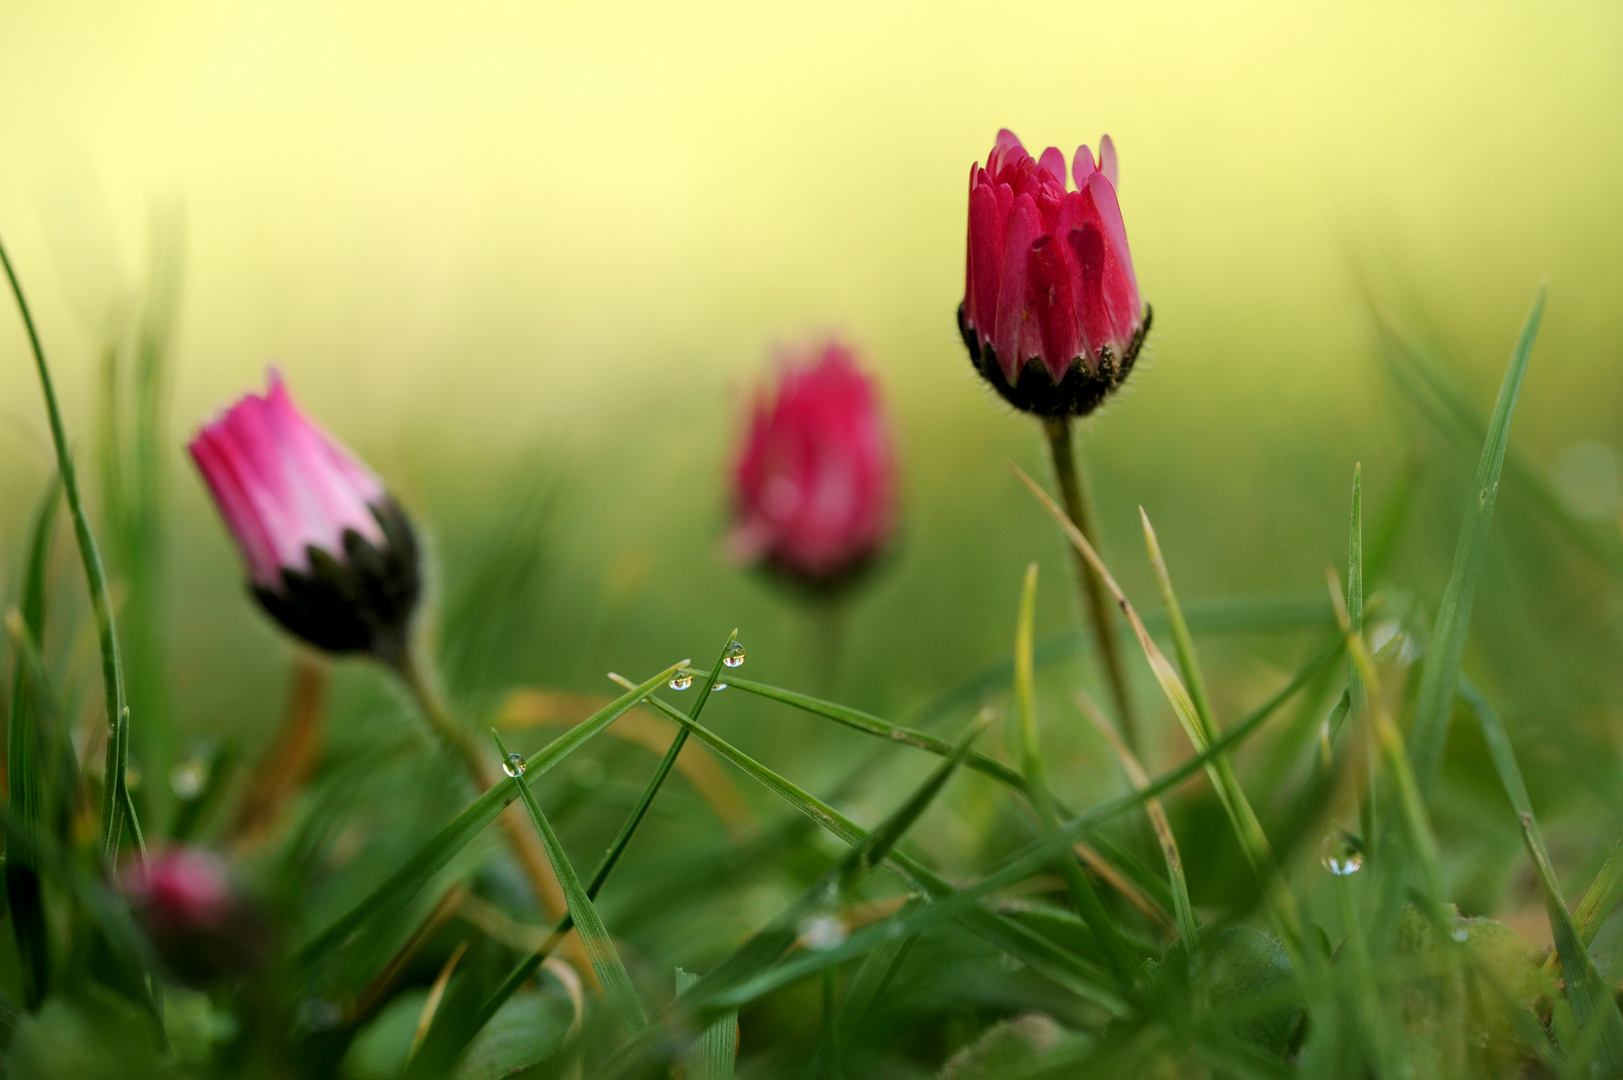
{"left": 2, "top": 1, "right": 1621, "bottom": 734}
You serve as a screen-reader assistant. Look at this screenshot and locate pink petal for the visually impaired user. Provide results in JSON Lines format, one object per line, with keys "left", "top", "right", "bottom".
{"left": 1027, "top": 234, "right": 1081, "bottom": 384}
{"left": 1037, "top": 146, "right": 1067, "bottom": 187}
{"left": 1072, "top": 145, "right": 1096, "bottom": 189}
{"left": 1098, "top": 134, "right": 1119, "bottom": 190}
{"left": 993, "top": 194, "right": 1040, "bottom": 383}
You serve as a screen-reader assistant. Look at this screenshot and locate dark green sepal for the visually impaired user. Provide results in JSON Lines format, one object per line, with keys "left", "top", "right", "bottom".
{"left": 957, "top": 302, "right": 1151, "bottom": 417}
{"left": 252, "top": 497, "right": 421, "bottom": 664}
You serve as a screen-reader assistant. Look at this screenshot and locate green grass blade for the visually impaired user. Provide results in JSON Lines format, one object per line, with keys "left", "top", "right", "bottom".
{"left": 1075, "top": 691, "right": 1198, "bottom": 954}
{"left": 1570, "top": 837, "right": 1623, "bottom": 954}
{"left": 294, "top": 661, "right": 684, "bottom": 966}
{"left": 620, "top": 683, "right": 1127, "bottom": 1013}
{"left": 0, "top": 236, "right": 135, "bottom": 861}
{"left": 7, "top": 479, "right": 61, "bottom": 1008}
{"left": 709, "top": 674, "right": 1174, "bottom": 925}
{"left": 908, "top": 594, "right": 1335, "bottom": 732}
{"left": 677, "top": 968, "right": 736, "bottom": 1080}
{"left": 1375, "top": 315, "right": 1622, "bottom": 576}
{"left": 833, "top": 897, "right": 920, "bottom": 1049}
{"left": 1014, "top": 563, "right": 1140, "bottom": 983}
{"left": 492, "top": 729, "right": 647, "bottom": 1035}
{"left": 1407, "top": 286, "right": 1547, "bottom": 798}
{"left": 1460, "top": 679, "right": 1623, "bottom": 1068}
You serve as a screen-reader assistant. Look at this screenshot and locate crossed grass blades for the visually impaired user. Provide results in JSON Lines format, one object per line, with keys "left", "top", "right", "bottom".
{"left": 5, "top": 227, "right": 1623, "bottom": 1080}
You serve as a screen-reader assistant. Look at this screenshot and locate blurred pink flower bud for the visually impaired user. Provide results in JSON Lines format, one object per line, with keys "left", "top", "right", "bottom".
{"left": 729, "top": 343, "right": 897, "bottom": 590}
{"left": 189, "top": 371, "right": 421, "bottom": 662}
{"left": 122, "top": 848, "right": 269, "bottom": 986}
{"left": 958, "top": 129, "right": 1150, "bottom": 416}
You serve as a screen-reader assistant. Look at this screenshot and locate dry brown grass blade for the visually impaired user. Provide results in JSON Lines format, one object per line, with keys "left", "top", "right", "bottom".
{"left": 497, "top": 689, "right": 754, "bottom": 836}
{"left": 408, "top": 939, "right": 469, "bottom": 1062}
{"left": 230, "top": 653, "right": 328, "bottom": 849}
{"left": 348, "top": 884, "right": 468, "bottom": 1024}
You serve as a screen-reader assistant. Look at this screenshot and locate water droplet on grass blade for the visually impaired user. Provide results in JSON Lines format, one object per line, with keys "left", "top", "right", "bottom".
{"left": 669, "top": 672, "right": 693, "bottom": 690}
{"left": 502, "top": 753, "right": 527, "bottom": 778}
{"left": 1320, "top": 831, "right": 1364, "bottom": 876}
{"left": 1452, "top": 926, "right": 1469, "bottom": 942}
{"left": 723, "top": 641, "right": 746, "bottom": 668}
{"left": 169, "top": 759, "right": 207, "bottom": 800}
{"left": 800, "top": 915, "right": 846, "bottom": 951}
{"left": 711, "top": 681, "right": 727, "bottom": 692}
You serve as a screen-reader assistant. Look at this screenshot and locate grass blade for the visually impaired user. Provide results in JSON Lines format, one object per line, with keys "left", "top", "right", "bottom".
{"left": 618, "top": 682, "right": 1126, "bottom": 1013}
{"left": 1074, "top": 691, "right": 1198, "bottom": 953}
{"left": 1013, "top": 563, "right": 1140, "bottom": 982}
{"left": 0, "top": 236, "right": 136, "bottom": 860}
{"left": 294, "top": 660, "right": 685, "bottom": 966}
{"left": 1013, "top": 462, "right": 1303, "bottom": 953}
{"left": 677, "top": 968, "right": 736, "bottom": 1080}
{"left": 1460, "top": 679, "right": 1623, "bottom": 1069}
{"left": 492, "top": 729, "right": 647, "bottom": 1035}
{"left": 406, "top": 638, "right": 739, "bottom": 1076}
{"left": 709, "top": 674, "right": 1174, "bottom": 925}
{"left": 7, "top": 479, "right": 61, "bottom": 1008}
{"left": 1407, "top": 286, "right": 1547, "bottom": 798}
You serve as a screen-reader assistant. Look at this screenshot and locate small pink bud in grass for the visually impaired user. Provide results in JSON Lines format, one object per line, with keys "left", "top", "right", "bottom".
{"left": 189, "top": 370, "right": 421, "bottom": 662}
{"left": 121, "top": 848, "right": 270, "bottom": 987}
{"left": 959, "top": 129, "right": 1150, "bottom": 416}
{"left": 729, "top": 342, "right": 897, "bottom": 592}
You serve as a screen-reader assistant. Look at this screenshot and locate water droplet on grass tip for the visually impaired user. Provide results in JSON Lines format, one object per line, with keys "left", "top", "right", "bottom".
{"left": 1320, "top": 831, "right": 1364, "bottom": 876}
{"left": 169, "top": 760, "right": 206, "bottom": 800}
{"left": 502, "top": 753, "right": 527, "bottom": 778}
{"left": 669, "top": 672, "right": 693, "bottom": 690}
{"left": 723, "top": 641, "right": 746, "bottom": 668}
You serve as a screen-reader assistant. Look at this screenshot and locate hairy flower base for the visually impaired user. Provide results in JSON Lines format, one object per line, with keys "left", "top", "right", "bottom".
{"left": 252, "top": 497, "right": 421, "bottom": 663}
{"left": 958, "top": 303, "right": 1152, "bottom": 417}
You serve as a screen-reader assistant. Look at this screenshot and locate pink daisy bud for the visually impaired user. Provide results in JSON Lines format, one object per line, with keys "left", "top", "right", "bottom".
{"left": 189, "top": 371, "right": 421, "bottom": 662}
{"left": 729, "top": 342, "right": 897, "bottom": 591}
{"left": 121, "top": 848, "right": 270, "bottom": 986}
{"left": 959, "top": 129, "right": 1150, "bottom": 416}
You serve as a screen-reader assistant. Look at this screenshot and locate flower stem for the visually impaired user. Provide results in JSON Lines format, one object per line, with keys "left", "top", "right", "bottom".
{"left": 0, "top": 233, "right": 139, "bottom": 861}
{"left": 391, "top": 652, "right": 573, "bottom": 926}
{"left": 806, "top": 596, "right": 847, "bottom": 698}
{"left": 1041, "top": 416, "right": 1136, "bottom": 751}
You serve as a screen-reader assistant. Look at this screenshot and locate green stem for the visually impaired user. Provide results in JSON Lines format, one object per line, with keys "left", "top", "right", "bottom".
{"left": 0, "top": 233, "right": 136, "bottom": 862}
{"left": 391, "top": 651, "right": 570, "bottom": 925}
{"left": 1042, "top": 416, "right": 1136, "bottom": 750}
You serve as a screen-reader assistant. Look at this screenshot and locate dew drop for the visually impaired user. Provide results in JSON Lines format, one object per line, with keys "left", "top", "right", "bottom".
{"left": 1320, "top": 830, "right": 1365, "bottom": 876}
{"left": 169, "top": 759, "right": 207, "bottom": 801}
{"left": 669, "top": 672, "right": 694, "bottom": 691}
{"left": 800, "top": 914, "right": 846, "bottom": 951}
{"left": 502, "top": 753, "right": 527, "bottom": 778}
{"left": 1452, "top": 927, "right": 1469, "bottom": 943}
{"left": 711, "top": 681, "right": 728, "bottom": 692}
{"left": 723, "top": 641, "right": 747, "bottom": 668}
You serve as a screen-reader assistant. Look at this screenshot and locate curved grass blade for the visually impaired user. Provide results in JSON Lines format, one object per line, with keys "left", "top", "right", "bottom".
{"left": 907, "top": 594, "right": 1335, "bottom": 731}
{"left": 1013, "top": 563, "right": 1139, "bottom": 983}
{"left": 1015, "top": 464, "right": 1302, "bottom": 953}
{"left": 676, "top": 968, "right": 736, "bottom": 1080}
{"left": 617, "top": 683, "right": 1125, "bottom": 1012}
{"left": 1075, "top": 691, "right": 1197, "bottom": 953}
{"left": 492, "top": 729, "right": 647, "bottom": 1035}
{"left": 0, "top": 236, "right": 135, "bottom": 860}
{"left": 7, "top": 479, "right": 61, "bottom": 1008}
{"left": 706, "top": 674, "right": 1173, "bottom": 923}
{"left": 1460, "top": 679, "right": 1623, "bottom": 1070}
{"left": 408, "top": 636, "right": 741, "bottom": 1075}
{"left": 294, "top": 661, "right": 685, "bottom": 967}
{"left": 1407, "top": 286, "right": 1547, "bottom": 798}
